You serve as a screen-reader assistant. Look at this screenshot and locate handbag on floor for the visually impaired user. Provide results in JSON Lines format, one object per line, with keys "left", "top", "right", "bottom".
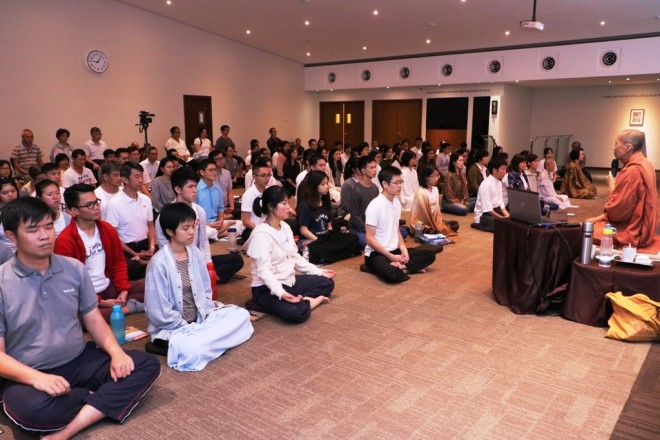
{"left": 605, "top": 291, "right": 660, "bottom": 342}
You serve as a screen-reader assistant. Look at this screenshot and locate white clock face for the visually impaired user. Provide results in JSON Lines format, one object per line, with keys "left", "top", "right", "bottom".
{"left": 86, "top": 50, "right": 108, "bottom": 73}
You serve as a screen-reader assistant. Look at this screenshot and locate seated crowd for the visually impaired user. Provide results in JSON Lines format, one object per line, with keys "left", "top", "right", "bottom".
{"left": 0, "top": 125, "right": 655, "bottom": 438}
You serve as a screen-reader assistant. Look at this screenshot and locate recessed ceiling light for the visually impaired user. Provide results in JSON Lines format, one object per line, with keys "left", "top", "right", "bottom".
{"left": 515, "top": 80, "right": 519, "bottom": 83}
{"left": 608, "top": 80, "right": 612, "bottom": 83}
{"left": 626, "top": 77, "right": 630, "bottom": 81}
{"left": 166, "top": 0, "right": 172, "bottom": 4}
{"left": 461, "top": 0, "right": 467, "bottom": 3}
{"left": 426, "top": 39, "right": 431, "bottom": 44}
{"left": 373, "top": 10, "right": 378, "bottom": 15}
{"left": 437, "top": 84, "right": 442, "bottom": 86}
{"left": 246, "top": 30, "right": 251, "bottom": 34}
{"left": 363, "top": 46, "right": 367, "bottom": 50}
{"left": 600, "top": 21, "right": 606, "bottom": 25}
{"left": 505, "top": 31, "right": 510, "bottom": 36}
{"left": 386, "top": 86, "right": 390, "bottom": 89}
{"left": 306, "top": 52, "right": 311, "bottom": 56}
{"left": 304, "top": 20, "right": 310, "bottom": 26}
{"left": 330, "top": 89, "right": 334, "bottom": 91}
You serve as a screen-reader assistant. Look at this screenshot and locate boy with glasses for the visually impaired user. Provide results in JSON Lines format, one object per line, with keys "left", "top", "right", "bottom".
{"left": 240, "top": 158, "right": 272, "bottom": 239}
{"left": 364, "top": 166, "right": 435, "bottom": 283}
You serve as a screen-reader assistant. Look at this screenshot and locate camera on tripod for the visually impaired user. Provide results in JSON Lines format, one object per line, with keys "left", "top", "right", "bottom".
{"left": 136, "top": 110, "right": 155, "bottom": 148}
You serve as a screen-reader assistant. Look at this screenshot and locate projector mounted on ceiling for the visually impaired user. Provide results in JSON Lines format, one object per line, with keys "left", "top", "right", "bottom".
{"left": 520, "top": 0, "right": 544, "bottom": 31}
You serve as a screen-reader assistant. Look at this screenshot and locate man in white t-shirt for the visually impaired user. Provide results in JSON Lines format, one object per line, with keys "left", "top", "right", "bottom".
{"left": 473, "top": 156, "right": 509, "bottom": 233}
{"left": 95, "top": 161, "right": 122, "bottom": 220}
{"left": 82, "top": 127, "right": 105, "bottom": 169}
{"left": 62, "top": 149, "right": 98, "bottom": 188}
{"left": 105, "top": 162, "right": 156, "bottom": 279}
{"left": 56, "top": 183, "right": 145, "bottom": 322}
{"left": 240, "top": 159, "right": 271, "bottom": 239}
{"left": 140, "top": 146, "right": 159, "bottom": 189}
{"left": 364, "top": 166, "right": 435, "bottom": 284}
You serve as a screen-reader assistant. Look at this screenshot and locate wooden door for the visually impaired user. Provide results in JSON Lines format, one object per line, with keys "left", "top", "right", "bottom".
{"left": 372, "top": 99, "right": 422, "bottom": 146}
{"left": 319, "top": 101, "right": 365, "bottom": 147}
{"left": 183, "top": 95, "right": 213, "bottom": 150}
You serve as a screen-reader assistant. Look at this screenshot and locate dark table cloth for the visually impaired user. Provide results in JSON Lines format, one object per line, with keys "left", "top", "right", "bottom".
{"left": 492, "top": 218, "right": 582, "bottom": 314}
{"left": 562, "top": 259, "right": 660, "bottom": 327}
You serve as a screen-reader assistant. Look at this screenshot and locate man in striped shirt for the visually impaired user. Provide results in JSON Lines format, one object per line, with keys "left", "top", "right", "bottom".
{"left": 10, "top": 129, "right": 44, "bottom": 182}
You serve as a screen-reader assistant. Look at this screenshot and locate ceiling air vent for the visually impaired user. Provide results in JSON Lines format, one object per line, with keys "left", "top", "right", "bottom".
{"left": 489, "top": 60, "right": 501, "bottom": 74}
{"left": 400, "top": 67, "right": 410, "bottom": 79}
{"left": 601, "top": 51, "right": 617, "bottom": 67}
{"left": 361, "top": 70, "right": 371, "bottom": 81}
{"left": 441, "top": 64, "right": 453, "bottom": 76}
{"left": 328, "top": 72, "right": 336, "bottom": 83}
{"left": 541, "top": 56, "right": 555, "bottom": 70}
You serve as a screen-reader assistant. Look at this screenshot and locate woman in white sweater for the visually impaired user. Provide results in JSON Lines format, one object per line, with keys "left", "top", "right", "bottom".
{"left": 246, "top": 186, "right": 335, "bottom": 323}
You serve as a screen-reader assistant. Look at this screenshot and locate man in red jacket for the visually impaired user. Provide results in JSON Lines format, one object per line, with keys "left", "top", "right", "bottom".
{"left": 55, "top": 184, "right": 145, "bottom": 321}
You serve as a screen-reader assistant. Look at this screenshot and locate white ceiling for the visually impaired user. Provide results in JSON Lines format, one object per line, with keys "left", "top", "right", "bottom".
{"left": 118, "top": 0, "right": 660, "bottom": 65}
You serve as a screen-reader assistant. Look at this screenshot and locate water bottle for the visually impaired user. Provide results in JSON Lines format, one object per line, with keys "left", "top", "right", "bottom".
{"left": 227, "top": 227, "right": 238, "bottom": 253}
{"left": 207, "top": 262, "right": 219, "bottom": 300}
{"left": 302, "top": 243, "right": 310, "bottom": 261}
{"left": 414, "top": 221, "right": 423, "bottom": 239}
{"left": 598, "top": 224, "right": 615, "bottom": 268}
{"left": 580, "top": 221, "right": 594, "bottom": 264}
{"left": 110, "top": 305, "right": 125, "bottom": 345}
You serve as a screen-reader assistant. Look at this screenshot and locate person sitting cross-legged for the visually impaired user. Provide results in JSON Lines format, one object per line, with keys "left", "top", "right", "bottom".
{"left": 145, "top": 202, "right": 253, "bottom": 371}
{"left": 0, "top": 197, "right": 160, "bottom": 439}
{"left": 246, "top": 186, "right": 335, "bottom": 323}
{"left": 364, "top": 166, "right": 436, "bottom": 284}
{"left": 55, "top": 184, "right": 146, "bottom": 323}
{"left": 472, "top": 155, "right": 510, "bottom": 232}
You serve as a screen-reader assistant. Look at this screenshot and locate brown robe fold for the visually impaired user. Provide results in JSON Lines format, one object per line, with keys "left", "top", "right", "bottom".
{"left": 408, "top": 188, "right": 456, "bottom": 236}
{"left": 560, "top": 161, "right": 597, "bottom": 199}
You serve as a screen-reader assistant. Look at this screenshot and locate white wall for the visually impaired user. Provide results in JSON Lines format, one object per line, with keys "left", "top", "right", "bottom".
{"left": 530, "top": 83, "right": 660, "bottom": 169}
{"left": 499, "top": 84, "right": 533, "bottom": 151}
{"left": 0, "top": 0, "right": 314, "bottom": 158}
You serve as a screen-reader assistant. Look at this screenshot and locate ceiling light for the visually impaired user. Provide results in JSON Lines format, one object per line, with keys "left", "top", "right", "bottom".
{"left": 246, "top": 30, "right": 251, "bottom": 34}
{"left": 626, "top": 78, "right": 630, "bottom": 81}
{"left": 373, "top": 10, "right": 378, "bottom": 15}
{"left": 386, "top": 86, "right": 390, "bottom": 89}
{"left": 306, "top": 52, "right": 311, "bottom": 56}
{"left": 608, "top": 80, "right": 612, "bottom": 83}
{"left": 304, "top": 20, "right": 310, "bottom": 26}
{"left": 515, "top": 80, "right": 519, "bottom": 83}
{"left": 363, "top": 46, "right": 367, "bottom": 50}
{"left": 462, "top": 0, "right": 466, "bottom": 2}
{"left": 600, "top": 21, "right": 606, "bottom": 25}
{"left": 166, "top": 0, "right": 172, "bottom": 4}
{"left": 426, "top": 39, "right": 431, "bottom": 44}
{"left": 505, "top": 31, "right": 510, "bottom": 35}
{"left": 330, "top": 89, "right": 334, "bottom": 91}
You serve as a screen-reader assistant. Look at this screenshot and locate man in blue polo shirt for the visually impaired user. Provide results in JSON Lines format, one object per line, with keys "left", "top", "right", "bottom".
{"left": 0, "top": 198, "right": 160, "bottom": 438}
{"left": 196, "top": 158, "right": 234, "bottom": 241}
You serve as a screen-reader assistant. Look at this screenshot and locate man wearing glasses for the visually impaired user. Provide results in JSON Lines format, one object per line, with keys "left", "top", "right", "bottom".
{"left": 240, "top": 158, "right": 272, "bottom": 240}
{"left": 196, "top": 159, "right": 234, "bottom": 240}
{"left": 364, "top": 166, "right": 435, "bottom": 284}
{"left": 56, "top": 184, "right": 146, "bottom": 322}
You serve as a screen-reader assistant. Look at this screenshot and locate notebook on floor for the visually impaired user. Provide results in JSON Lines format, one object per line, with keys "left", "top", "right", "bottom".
{"left": 507, "top": 187, "right": 567, "bottom": 225}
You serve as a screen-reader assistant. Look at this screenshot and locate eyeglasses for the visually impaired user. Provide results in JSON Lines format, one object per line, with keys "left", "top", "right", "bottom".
{"left": 254, "top": 173, "right": 273, "bottom": 179}
{"left": 204, "top": 168, "right": 218, "bottom": 173}
{"left": 77, "top": 199, "right": 101, "bottom": 209}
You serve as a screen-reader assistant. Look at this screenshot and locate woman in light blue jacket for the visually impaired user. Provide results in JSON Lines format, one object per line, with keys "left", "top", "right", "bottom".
{"left": 145, "top": 203, "right": 253, "bottom": 371}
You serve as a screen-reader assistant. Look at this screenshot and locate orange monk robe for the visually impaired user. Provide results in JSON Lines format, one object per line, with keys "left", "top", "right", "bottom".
{"left": 593, "top": 151, "right": 657, "bottom": 247}
{"left": 408, "top": 188, "right": 456, "bottom": 237}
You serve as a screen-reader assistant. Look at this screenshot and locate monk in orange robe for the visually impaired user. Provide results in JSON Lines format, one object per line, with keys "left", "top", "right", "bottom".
{"left": 587, "top": 129, "right": 658, "bottom": 248}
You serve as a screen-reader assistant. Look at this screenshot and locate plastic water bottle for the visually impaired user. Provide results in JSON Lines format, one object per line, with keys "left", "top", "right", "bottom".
{"left": 598, "top": 224, "right": 615, "bottom": 268}
{"left": 414, "top": 221, "right": 423, "bottom": 238}
{"left": 302, "top": 243, "right": 310, "bottom": 261}
{"left": 110, "top": 305, "right": 125, "bottom": 345}
{"left": 227, "top": 227, "right": 238, "bottom": 253}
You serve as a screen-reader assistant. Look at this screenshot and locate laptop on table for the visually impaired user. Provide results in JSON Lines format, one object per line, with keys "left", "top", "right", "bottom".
{"left": 507, "top": 188, "right": 568, "bottom": 226}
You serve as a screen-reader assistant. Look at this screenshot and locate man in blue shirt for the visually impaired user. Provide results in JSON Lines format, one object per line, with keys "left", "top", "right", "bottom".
{"left": 196, "top": 159, "right": 234, "bottom": 239}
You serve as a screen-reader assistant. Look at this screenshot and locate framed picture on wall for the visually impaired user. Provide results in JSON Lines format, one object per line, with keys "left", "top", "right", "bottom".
{"left": 629, "top": 109, "right": 644, "bottom": 126}
{"left": 491, "top": 100, "right": 498, "bottom": 115}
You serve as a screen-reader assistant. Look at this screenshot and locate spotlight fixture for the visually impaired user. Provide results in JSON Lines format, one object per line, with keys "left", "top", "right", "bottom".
{"left": 246, "top": 30, "right": 251, "bottom": 34}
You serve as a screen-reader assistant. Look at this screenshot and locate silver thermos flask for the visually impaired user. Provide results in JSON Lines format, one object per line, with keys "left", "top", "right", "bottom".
{"left": 580, "top": 221, "right": 594, "bottom": 264}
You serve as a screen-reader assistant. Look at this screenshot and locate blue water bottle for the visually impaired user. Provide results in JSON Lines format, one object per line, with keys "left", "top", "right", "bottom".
{"left": 110, "top": 304, "right": 125, "bottom": 345}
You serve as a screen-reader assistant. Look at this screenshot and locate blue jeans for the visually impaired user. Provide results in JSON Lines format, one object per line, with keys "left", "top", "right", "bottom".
{"left": 441, "top": 197, "right": 476, "bottom": 216}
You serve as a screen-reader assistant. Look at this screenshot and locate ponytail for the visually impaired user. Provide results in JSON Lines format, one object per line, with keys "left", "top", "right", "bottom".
{"left": 253, "top": 196, "right": 264, "bottom": 217}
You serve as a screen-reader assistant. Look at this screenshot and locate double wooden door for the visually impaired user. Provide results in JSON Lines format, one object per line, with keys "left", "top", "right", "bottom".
{"left": 372, "top": 99, "right": 422, "bottom": 146}
{"left": 319, "top": 101, "right": 364, "bottom": 147}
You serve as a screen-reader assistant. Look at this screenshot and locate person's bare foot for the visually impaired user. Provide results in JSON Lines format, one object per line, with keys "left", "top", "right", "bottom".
{"left": 304, "top": 295, "right": 329, "bottom": 310}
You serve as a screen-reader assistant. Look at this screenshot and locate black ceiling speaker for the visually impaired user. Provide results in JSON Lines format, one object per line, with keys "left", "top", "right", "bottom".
{"left": 442, "top": 64, "right": 453, "bottom": 76}
{"left": 362, "top": 70, "right": 371, "bottom": 81}
{"left": 489, "top": 60, "right": 501, "bottom": 73}
{"left": 400, "top": 67, "right": 410, "bottom": 79}
{"left": 541, "top": 56, "right": 555, "bottom": 70}
{"left": 328, "top": 72, "right": 336, "bottom": 83}
{"left": 601, "top": 51, "right": 617, "bottom": 67}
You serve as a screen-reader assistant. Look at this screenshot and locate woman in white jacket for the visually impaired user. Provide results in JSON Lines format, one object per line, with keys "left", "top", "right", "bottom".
{"left": 145, "top": 203, "right": 253, "bottom": 371}
{"left": 246, "top": 186, "right": 335, "bottom": 323}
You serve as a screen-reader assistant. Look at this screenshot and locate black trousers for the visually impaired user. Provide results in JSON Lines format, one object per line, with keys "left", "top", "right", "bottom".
{"left": 1, "top": 342, "right": 160, "bottom": 432}
{"left": 252, "top": 275, "right": 334, "bottom": 323}
{"left": 124, "top": 239, "right": 150, "bottom": 280}
{"left": 365, "top": 248, "right": 436, "bottom": 284}
{"left": 211, "top": 253, "right": 244, "bottom": 284}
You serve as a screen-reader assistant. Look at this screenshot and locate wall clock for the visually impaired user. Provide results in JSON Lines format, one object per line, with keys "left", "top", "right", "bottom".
{"left": 85, "top": 50, "right": 108, "bottom": 73}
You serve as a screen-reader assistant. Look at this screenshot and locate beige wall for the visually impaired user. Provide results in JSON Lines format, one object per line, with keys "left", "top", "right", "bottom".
{"left": 1, "top": 0, "right": 314, "bottom": 159}
{"left": 530, "top": 84, "right": 660, "bottom": 169}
